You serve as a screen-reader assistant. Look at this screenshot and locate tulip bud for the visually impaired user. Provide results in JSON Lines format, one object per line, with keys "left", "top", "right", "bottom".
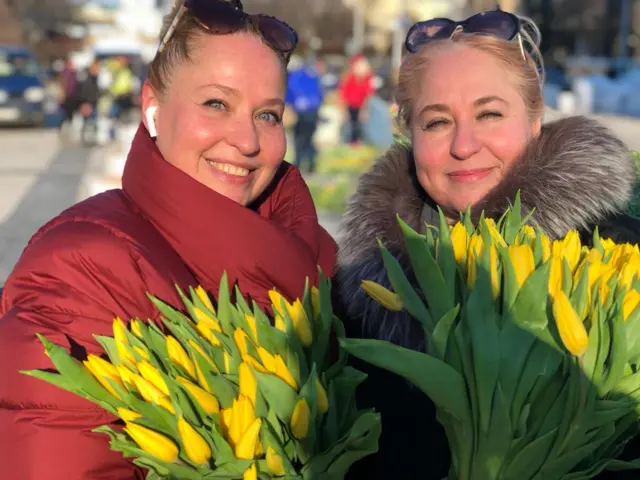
{"left": 84, "top": 354, "right": 124, "bottom": 399}
{"left": 239, "top": 362, "right": 257, "bottom": 405}
{"left": 133, "top": 346, "right": 149, "bottom": 360}
{"left": 450, "top": 223, "right": 469, "bottom": 264}
{"left": 553, "top": 290, "right": 588, "bottom": 356}
{"left": 287, "top": 299, "right": 313, "bottom": 346}
{"left": 177, "top": 376, "right": 220, "bottom": 414}
{"left": 466, "top": 248, "right": 477, "bottom": 289}
{"left": 193, "top": 307, "right": 221, "bottom": 330}
{"left": 535, "top": 233, "right": 551, "bottom": 263}
{"left": 561, "top": 231, "right": 582, "bottom": 271}
{"left": 515, "top": 225, "right": 536, "bottom": 245}
{"left": 623, "top": 290, "right": 640, "bottom": 321}
{"left": 311, "top": 286, "right": 321, "bottom": 319}
{"left": 177, "top": 415, "right": 212, "bottom": 465}
{"left": 116, "top": 364, "right": 138, "bottom": 391}
{"left": 242, "top": 354, "right": 268, "bottom": 374}
{"left": 548, "top": 254, "right": 564, "bottom": 298}
{"left": 137, "top": 361, "right": 170, "bottom": 396}
{"left": 290, "top": 398, "right": 310, "bottom": 439}
{"left": 124, "top": 422, "right": 179, "bottom": 463}
{"left": 223, "top": 351, "right": 231, "bottom": 373}
{"left": 235, "top": 418, "right": 262, "bottom": 459}
{"left": 245, "top": 314, "right": 258, "bottom": 342}
{"left": 316, "top": 378, "right": 329, "bottom": 414}
{"left": 274, "top": 354, "right": 298, "bottom": 390}
{"left": 266, "top": 446, "right": 286, "bottom": 475}
{"left": 132, "top": 373, "right": 175, "bottom": 413}
{"left": 195, "top": 285, "right": 215, "bottom": 313}
{"left": 274, "top": 315, "right": 287, "bottom": 333}
{"left": 234, "top": 328, "right": 252, "bottom": 356}
{"left": 508, "top": 244, "right": 535, "bottom": 287}
{"left": 484, "top": 218, "right": 507, "bottom": 247}
{"left": 361, "top": 280, "right": 403, "bottom": 312}
{"left": 113, "top": 317, "right": 129, "bottom": 344}
{"left": 117, "top": 407, "right": 141, "bottom": 421}
{"left": 489, "top": 245, "right": 500, "bottom": 299}
{"left": 243, "top": 463, "right": 257, "bottom": 480}
{"left": 196, "top": 322, "right": 221, "bottom": 346}
{"left": 257, "top": 347, "right": 277, "bottom": 372}
{"left": 269, "top": 289, "right": 287, "bottom": 317}
{"left": 130, "top": 319, "right": 144, "bottom": 339}
{"left": 188, "top": 340, "right": 217, "bottom": 370}
{"left": 167, "top": 336, "right": 196, "bottom": 378}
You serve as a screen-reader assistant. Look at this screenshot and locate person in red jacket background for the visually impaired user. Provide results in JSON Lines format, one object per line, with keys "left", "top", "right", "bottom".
{"left": 0, "top": 1, "right": 336, "bottom": 479}
{"left": 338, "top": 54, "right": 375, "bottom": 144}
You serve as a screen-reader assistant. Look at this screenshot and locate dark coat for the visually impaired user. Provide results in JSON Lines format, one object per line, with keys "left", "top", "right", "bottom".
{"left": 336, "top": 116, "right": 640, "bottom": 479}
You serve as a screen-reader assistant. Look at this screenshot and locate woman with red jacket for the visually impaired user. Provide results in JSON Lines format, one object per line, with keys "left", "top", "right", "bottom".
{"left": 338, "top": 54, "right": 375, "bottom": 144}
{"left": 0, "top": 1, "right": 336, "bottom": 478}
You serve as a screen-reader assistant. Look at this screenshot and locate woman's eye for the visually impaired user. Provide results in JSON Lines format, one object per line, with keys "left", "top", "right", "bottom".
{"left": 479, "top": 111, "right": 502, "bottom": 120}
{"left": 258, "top": 111, "right": 281, "bottom": 124}
{"left": 204, "top": 99, "right": 226, "bottom": 110}
{"left": 423, "top": 119, "right": 448, "bottom": 130}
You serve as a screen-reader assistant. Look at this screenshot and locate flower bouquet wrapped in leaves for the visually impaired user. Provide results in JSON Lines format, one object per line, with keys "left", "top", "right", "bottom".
{"left": 342, "top": 194, "right": 640, "bottom": 479}
{"left": 23, "top": 272, "right": 380, "bottom": 479}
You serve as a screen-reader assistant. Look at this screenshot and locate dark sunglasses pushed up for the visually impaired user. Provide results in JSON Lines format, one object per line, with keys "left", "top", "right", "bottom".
{"left": 405, "top": 10, "right": 521, "bottom": 53}
{"left": 158, "top": 0, "right": 298, "bottom": 61}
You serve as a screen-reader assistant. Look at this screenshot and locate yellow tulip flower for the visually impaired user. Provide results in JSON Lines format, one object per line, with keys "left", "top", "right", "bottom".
{"left": 515, "top": 225, "right": 536, "bottom": 245}
{"left": 84, "top": 354, "right": 124, "bottom": 399}
{"left": 132, "top": 373, "right": 175, "bottom": 413}
{"left": 167, "top": 336, "right": 196, "bottom": 378}
{"left": 553, "top": 290, "right": 588, "bottom": 356}
{"left": 266, "top": 446, "right": 286, "bottom": 475}
{"left": 466, "top": 248, "right": 477, "bottom": 289}
{"left": 243, "top": 463, "right": 257, "bottom": 480}
{"left": 290, "top": 398, "right": 311, "bottom": 439}
{"left": 235, "top": 418, "right": 262, "bottom": 459}
{"left": 239, "top": 362, "right": 257, "bottom": 405}
{"left": 489, "top": 245, "right": 500, "bottom": 299}
{"left": 130, "top": 319, "right": 144, "bottom": 339}
{"left": 245, "top": 314, "right": 258, "bottom": 342}
{"left": 360, "top": 280, "right": 403, "bottom": 312}
{"left": 561, "top": 231, "right": 582, "bottom": 271}
{"left": 188, "top": 340, "right": 218, "bottom": 372}
{"left": 234, "top": 328, "right": 252, "bottom": 356}
{"left": 117, "top": 407, "right": 141, "bottom": 421}
{"left": 623, "top": 290, "right": 640, "bottom": 321}
{"left": 220, "top": 395, "right": 257, "bottom": 450}
{"left": 242, "top": 354, "right": 268, "bottom": 374}
{"left": 176, "top": 376, "right": 220, "bottom": 414}
{"left": 484, "top": 218, "right": 507, "bottom": 247}
{"left": 113, "top": 317, "right": 129, "bottom": 344}
{"left": 287, "top": 299, "right": 313, "bottom": 346}
{"left": 196, "top": 322, "right": 221, "bottom": 346}
{"left": 316, "top": 378, "right": 329, "bottom": 414}
{"left": 311, "top": 286, "right": 321, "bottom": 319}
{"left": 508, "top": 244, "right": 535, "bottom": 287}
{"left": 535, "top": 233, "right": 551, "bottom": 263}
{"left": 274, "top": 354, "right": 298, "bottom": 390}
{"left": 137, "top": 361, "right": 170, "bottom": 396}
{"left": 177, "top": 415, "right": 212, "bottom": 465}
{"left": 257, "top": 347, "right": 277, "bottom": 372}
{"left": 133, "top": 346, "right": 149, "bottom": 360}
{"left": 548, "top": 254, "right": 564, "bottom": 298}
{"left": 223, "top": 351, "right": 231, "bottom": 373}
{"left": 195, "top": 285, "right": 215, "bottom": 313}
{"left": 274, "top": 315, "right": 287, "bottom": 333}
{"left": 124, "top": 422, "right": 179, "bottom": 463}
{"left": 115, "top": 364, "right": 137, "bottom": 390}
{"left": 450, "top": 223, "right": 470, "bottom": 263}
{"left": 269, "top": 289, "right": 287, "bottom": 317}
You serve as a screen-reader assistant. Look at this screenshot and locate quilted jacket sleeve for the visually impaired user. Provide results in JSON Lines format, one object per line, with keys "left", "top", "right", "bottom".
{"left": 0, "top": 221, "right": 154, "bottom": 480}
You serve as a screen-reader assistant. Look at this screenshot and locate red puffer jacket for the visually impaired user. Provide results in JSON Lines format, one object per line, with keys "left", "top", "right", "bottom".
{"left": 0, "top": 125, "right": 336, "bottom": 479}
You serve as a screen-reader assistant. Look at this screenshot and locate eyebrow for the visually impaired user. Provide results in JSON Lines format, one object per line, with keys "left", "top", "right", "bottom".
{"left": 418, "top": 95, "right": 508, "bottom": 116}
{"left": 201, "top": 82, "right": 284, "bottom": 108}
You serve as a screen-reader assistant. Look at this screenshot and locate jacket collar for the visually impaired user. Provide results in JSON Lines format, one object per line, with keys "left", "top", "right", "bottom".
{"left": 122, "top": 124, "right": 329, "bottom": 308}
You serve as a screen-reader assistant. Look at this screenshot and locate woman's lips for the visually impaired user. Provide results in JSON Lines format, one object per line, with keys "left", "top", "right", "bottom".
{"left": 447, "top": 168, "right": 494, "bottom": 184}
{"left": 206, "top": 160, "right": 254, "bottom": 185}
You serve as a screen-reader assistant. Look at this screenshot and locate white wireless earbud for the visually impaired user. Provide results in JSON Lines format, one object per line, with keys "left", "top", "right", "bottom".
{"left": 145, "top": 106, "right": 158, "bottom": 138}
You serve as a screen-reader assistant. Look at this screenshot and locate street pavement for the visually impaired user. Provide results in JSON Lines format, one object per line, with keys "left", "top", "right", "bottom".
{"left": 0, "top": 113, "right": 639, "bottom": 284}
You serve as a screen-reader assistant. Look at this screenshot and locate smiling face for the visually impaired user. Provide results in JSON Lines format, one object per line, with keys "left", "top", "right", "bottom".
{"left": 142, "top": 32, "right": 287, "bottom": 206}
{"left": 411, "top": 45, "right": 541, "bottom": 215}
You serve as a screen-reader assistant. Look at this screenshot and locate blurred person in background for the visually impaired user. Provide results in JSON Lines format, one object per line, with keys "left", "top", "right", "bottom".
{"left": 59, "top": 58, "right": 79, "bottom": 132}
{"left": 74, "top": 60, "right": 103, "bottom": 143}
{"left": 286, "top": 54, "right": 324, "bottom": 172}
{"left": 0, "top": 0, "right": 335, "bottom": 478}
{"left": 338, "top": 53, "right": 375, "bottom": 144}
{"left": 109, "top": 55, "right": 136, "bottom": 122}
{"left": 336, "top": 9, "right": 640, "bottom": 479}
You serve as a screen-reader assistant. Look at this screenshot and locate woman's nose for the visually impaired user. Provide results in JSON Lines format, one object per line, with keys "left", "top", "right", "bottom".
{"left": 450, "top": 124, "right": 481, "bottom": 160}
{"left": 226, "top": 116, "right": 260, "bottom": 157}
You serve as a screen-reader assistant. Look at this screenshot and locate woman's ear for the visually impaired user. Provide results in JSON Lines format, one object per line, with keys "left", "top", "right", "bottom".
{"left": 141, "top": 81, "right": 159, "bottom": 138}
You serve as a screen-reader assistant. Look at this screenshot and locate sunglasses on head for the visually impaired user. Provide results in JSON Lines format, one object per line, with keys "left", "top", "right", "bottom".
{"left": 158, "top": 0, "right": 298, "bottom": 61}
{"left": 405, "top": 10, "right": 522, "bottom": 54}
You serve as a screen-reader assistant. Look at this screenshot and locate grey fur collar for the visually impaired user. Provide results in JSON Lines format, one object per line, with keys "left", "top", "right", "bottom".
{"left": 336, "top": 115, "right": 635, "bottom": 348}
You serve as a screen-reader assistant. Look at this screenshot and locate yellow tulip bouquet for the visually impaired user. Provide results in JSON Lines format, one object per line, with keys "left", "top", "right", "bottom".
{"left": 22, "top": 272, "right": 380, "bottom": 479}
{"left": 341, "top": 194, "right": 640, "bottom": 479}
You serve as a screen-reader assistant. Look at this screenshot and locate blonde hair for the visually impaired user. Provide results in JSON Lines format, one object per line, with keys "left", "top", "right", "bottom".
{"left": 395, "top": 16, "right": 545, "bottom": 136}
{"left": 148, "top": 1, "right": 287, "bottom": 96}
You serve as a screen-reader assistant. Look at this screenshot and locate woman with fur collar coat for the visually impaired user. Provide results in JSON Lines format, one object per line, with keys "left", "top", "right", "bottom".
{"left": 336, "top": 11, "right": 640, "bottom": 480}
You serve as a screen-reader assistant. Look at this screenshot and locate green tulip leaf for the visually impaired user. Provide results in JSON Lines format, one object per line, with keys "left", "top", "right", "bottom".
{"left": 340, "top": 338, "right": 470, "bottom": 423}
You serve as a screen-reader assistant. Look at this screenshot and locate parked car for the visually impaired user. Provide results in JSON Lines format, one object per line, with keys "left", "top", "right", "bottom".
{"left": 0, "top": 45, "right": 46, "bottom": 126}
